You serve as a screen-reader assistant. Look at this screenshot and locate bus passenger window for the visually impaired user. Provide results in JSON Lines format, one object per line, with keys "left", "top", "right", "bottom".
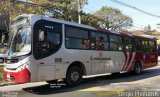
{"left": 82, "top": 39, "right": 89, "bottom": 49}
{"left": 94, "top": 37, "right": 101, "bottom": 49}
{"left": 142, "top": 41, "right": 149, "bottom": 52}
{"left": 124, "top": 37, "right": 132, "bottom": 52}
{"left": 65, "top": 26, "right": 89, "bottom": 49}
{"left": 94, "top": 37, "right": 104, "bottom": 50}
{"left": 91, "top": 32, "right": 108, "bottom": 50}
{"left": 110, "top": 35, "right": 122, "bottom": 51}
{"left": 132, "top": 39, "right": 142, "bottom": 52}
{"left": 149, "top": 41, "right": 156, "bottom": 52}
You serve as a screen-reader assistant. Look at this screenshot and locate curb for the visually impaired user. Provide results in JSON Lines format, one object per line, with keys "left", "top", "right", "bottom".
{"left": 0, "top": 82, "right": 18, "bottom": 87}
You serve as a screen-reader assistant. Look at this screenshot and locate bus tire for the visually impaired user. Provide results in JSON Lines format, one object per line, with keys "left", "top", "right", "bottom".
{"left": 65, "top": 66, "right": 83, "bottom": 87}
{"left": 134, "top": 62, "right": 142, "bottom": 75}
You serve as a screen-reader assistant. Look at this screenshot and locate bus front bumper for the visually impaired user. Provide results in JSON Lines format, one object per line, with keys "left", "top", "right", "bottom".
{"left": 3, "top": 68, "right": 31, "bottom": 83}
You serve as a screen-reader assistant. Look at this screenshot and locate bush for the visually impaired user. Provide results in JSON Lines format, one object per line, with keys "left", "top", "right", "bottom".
{"left": 0, "top": 66, "right": 4, "bottom": 82}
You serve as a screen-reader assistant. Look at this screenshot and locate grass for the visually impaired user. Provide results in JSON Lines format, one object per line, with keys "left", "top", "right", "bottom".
{"left": 0, "top": 66, "right": 4, "bottom": 83}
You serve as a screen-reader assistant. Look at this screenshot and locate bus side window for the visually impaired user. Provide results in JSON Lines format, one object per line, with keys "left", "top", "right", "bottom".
{"left": 90, "top": 32, "right": 109, "bottom": 50}
{"left": 92, "top": 37, "right": 103, "bottom": 50}
{"left": 133, "top": 39, "right": 142, "bottom": 52}
{"left": 123, "top": 37, "right": 132, "bottom": 52}
{"left": 33, "top": 20, "right": 62, "bottom": 59}
{"left": 149, "top": 41, "right": 157, "bottom": 52}
{"left": 65, "top": 26, "right": 89, "bottom": 49}
{"left": 142, "top": 40, "right": 149, "bottom": 52}
{"left": 109, "top": 34, "right": 122, "bottom": 51}
{"left": 82, "top": 39, "right": 89, "bottom": 49}
{"left": 37, "top": 30, "right": 61, "bottom": 57}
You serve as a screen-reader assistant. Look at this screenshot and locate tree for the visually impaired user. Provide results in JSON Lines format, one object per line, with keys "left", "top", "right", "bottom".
{"left": 35, "top": 0, "right": 88, "bottom": 22}
{"left": 0, "top": 0, "right": 45, "bottom": 27}
{"left": 93, "top": 6, "right": 133, "bottom": 31}
{"left": 144, "top": 25, "right": 153, "bottom": 35}
{"left": 81, "top": 12, "right": 99, "bottom": 27}
{"left": 0, "top": 0, "right": 90, "bottom": 29}
{"left": 144, "top": 25, "right": 151, "bottom": 31}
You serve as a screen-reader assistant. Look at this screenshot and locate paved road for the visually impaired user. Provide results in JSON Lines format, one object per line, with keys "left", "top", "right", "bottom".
{"left": 0, "top": 66, "right": 160, "bottom": 97}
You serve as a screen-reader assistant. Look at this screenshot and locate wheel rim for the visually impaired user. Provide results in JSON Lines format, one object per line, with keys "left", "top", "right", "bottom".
{"left": 70, "top": 71, "right": 79, "bottom": 81}
{"left": 135, "top": 64, "right": 140, "bottom": 74}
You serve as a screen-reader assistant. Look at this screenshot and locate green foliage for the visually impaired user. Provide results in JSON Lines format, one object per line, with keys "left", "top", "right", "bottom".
{"left": 0, "top": 0, "right": 133, "bottom": 31}
{"left": 34, "top": 0, "right": 100, "bottom": 26}
{"left": 0, "top": 66, "right": 4, "bottom": 83}
{"left": 0, "top": 0, "right": 45, "bottom": 24}
{"left": 0, "top": 0, "right": 89, "bottom": 23}
{"left": 36, "top": 0, "right": 88, "bottom": 22}
{"left": 81, "top": 13, "right": 99, "bottom": 27}
{"left": 93, "top": 6, "right": 133, "bottom": 31}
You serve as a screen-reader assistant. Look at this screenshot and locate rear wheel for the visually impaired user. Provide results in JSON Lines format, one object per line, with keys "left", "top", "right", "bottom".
{"left": 134, "top": 62, "right": 142, "bottom": 75}
{"left": 65, "top": 66, "right": 83, "bottom": 87}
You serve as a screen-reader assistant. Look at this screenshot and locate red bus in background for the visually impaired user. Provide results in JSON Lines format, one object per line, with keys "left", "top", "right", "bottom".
{"left": 121, "top": 35, "right": 158, "bottom": 72}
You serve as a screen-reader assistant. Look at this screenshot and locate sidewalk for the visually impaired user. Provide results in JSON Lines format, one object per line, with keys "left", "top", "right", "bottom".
{"left": 0, "top": 82, "right": 18, "bottom": 87}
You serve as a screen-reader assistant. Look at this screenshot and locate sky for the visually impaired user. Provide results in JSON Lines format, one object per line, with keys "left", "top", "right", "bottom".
{"left": 83, "top": 0, "right": 160, "bottom": 30}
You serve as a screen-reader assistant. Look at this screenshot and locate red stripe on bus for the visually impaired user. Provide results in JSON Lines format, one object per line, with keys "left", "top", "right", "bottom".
{"left": 122, "top": 52, "right": 128, "bottom": 71}
{"left": 124, "top": 52, "right": 133, "bottom": 71}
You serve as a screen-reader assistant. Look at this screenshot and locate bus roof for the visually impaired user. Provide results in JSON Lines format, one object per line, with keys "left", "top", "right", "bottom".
{"left": 14, "top": 14, "right": 156, "bottom": 41}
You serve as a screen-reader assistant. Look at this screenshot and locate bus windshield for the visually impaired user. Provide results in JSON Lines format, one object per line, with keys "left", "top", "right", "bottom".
{"left": 9, "top": 27, "right": 31, "bottom": 57}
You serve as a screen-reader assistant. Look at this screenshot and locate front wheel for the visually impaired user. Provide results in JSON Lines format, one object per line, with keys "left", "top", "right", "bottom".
{"left": 134, "top": 62, "right": 142, "bottom": 75}
{"left": 65, "top": 66, "right": 83, "bottom": 87}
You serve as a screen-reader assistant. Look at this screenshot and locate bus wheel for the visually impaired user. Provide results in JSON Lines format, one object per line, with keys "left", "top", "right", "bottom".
{"left": 134, "top": 62, "right": 142, "bottom": 75}
{"left": 65, "top": 66, "right": 83, "bottom": 87}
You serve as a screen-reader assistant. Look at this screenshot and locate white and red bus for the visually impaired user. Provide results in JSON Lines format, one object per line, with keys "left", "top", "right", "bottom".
{"left": 3, "top": 14, "right": 158, "bottom": 86}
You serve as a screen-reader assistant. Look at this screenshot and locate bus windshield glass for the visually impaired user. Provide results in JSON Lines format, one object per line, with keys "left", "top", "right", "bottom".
{"left": 9, "top": 27, "right": 31, "bottom": 57}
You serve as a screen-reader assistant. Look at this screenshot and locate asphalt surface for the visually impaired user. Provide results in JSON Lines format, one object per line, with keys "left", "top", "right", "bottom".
{"left": 0, "top": 66, "right": 160, "bottom": 97}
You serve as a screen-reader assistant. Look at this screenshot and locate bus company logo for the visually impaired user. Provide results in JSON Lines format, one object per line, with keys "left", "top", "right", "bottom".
{"left": 99, "top": 52, "right": 104, "bottom": 58}
{"left": 45, "top": 25, "right": 54, "bottom": 29}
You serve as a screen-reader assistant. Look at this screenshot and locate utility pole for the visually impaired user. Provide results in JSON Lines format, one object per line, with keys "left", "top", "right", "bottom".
{"left": 7, "top": 0, "right": 11, "bottom": 33}
{"left": 77, "top": 0, "right": 81, "bottom": 24}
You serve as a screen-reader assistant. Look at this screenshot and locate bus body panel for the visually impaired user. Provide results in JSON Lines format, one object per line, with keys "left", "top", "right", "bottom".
{"left": 127, "top": 52, "right": 158, "bottom": 71}
{"left": 34, "top": 48, "right": 126, "bottom": 82}
{"left": 37, "top": 65, "right": 55, "bottom": 81}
